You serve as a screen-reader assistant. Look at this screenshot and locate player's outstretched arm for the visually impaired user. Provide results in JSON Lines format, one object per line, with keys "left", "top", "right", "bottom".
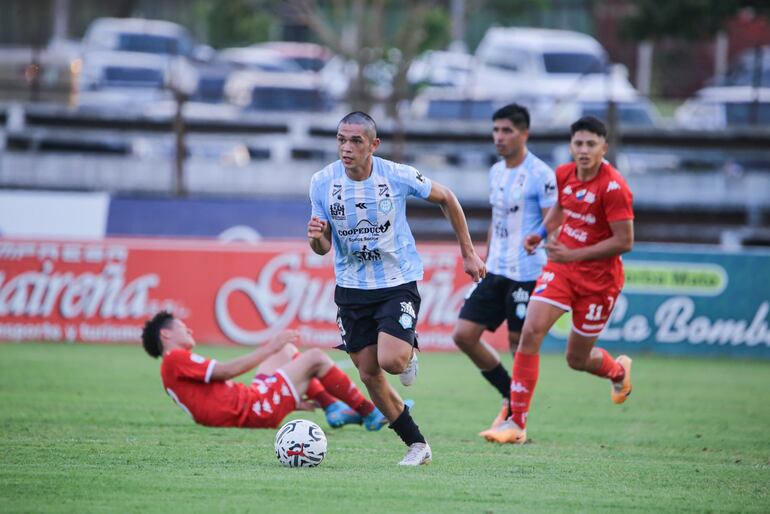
{"left": 546, "top": 219, "right": 634, "bottom": 263}
{"left": 307, "top": 216, "right": 332, "bottom": 255}
{"left": 426, "top": 181, "right": 486, "bottom": 282}
{"left": 210, "top": 330, "right": 299, "bottom": 381}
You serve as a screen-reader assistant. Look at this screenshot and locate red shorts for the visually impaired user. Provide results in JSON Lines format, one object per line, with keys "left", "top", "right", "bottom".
{"left": 531, "top": 267, "right": 620, "bottom": 337}
{"left": 243, "top": 370, "right": 299, "bottom": 428}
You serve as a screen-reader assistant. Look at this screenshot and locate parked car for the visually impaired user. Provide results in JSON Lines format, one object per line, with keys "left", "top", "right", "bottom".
{"left": 224, "top": 70, "right": 333, "bottom": 112}
{"left": 710, "top": 45, "right": 770, "bottom": 88}
{"left": 76, "top": 18, "right": 203, "bottom": 106}
{"left": 219, "top": 47, "right": 303, "bottom": 73}
{"left": 407, "top": 50, "right": 474, "bottom": 90}
{"left": 410, "top": 90, "right": 497, "bottom": 121}
{"left": 260, "top": 42, "right": 333, "bottom": 72}
{"left": 472, "top": 27, "right": 637, "bottom": 109}
{"left": 675, "top": 86, "right": 770, "bottom": 129}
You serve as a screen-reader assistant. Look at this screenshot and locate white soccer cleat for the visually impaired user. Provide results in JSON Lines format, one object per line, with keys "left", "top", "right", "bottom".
{"left": 398, "top": 442, "right": 432, "bottom": 466}
{"left": 399, "top": 351, "right": 419, "bottom": 386}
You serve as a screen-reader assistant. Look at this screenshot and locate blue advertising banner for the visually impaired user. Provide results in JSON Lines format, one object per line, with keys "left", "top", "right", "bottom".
{"left": 106, "top": 196, "right": 310, "bottom": 240}
{"left": 543, "top": 244, "right": 770, "bottom": 357}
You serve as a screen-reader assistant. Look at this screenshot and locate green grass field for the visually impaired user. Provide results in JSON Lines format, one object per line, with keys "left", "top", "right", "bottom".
{"left": 1, "top": 343, "right": 768, "bottom": 513}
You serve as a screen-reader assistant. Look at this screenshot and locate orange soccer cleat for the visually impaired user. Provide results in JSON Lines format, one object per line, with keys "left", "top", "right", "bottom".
{"left": 479, "top": 419, "right": 527, "bottom": 445}
{"left": 611, "top": 355, "right": 633, "bottom": 404}
{"left": 478, "top": 399, "right": 509, "bottom": 437}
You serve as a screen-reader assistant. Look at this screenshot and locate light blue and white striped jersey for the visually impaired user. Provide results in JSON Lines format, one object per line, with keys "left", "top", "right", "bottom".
{"left": 486, "top": 151, "right": 557, "bottom": 281}
{"left": 309, "top": 156, "right": 433, "bottom": 290}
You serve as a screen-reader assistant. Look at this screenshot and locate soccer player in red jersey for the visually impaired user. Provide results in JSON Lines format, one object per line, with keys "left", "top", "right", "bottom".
{"left": 481, "top": 116, "right": 634, "bottom": 444}
{"left": 141, "top": 311, "right": 388, "bottom": 431}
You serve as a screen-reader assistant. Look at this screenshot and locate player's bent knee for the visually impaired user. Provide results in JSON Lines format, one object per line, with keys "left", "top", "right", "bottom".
{"left": 379, "top": 359, "right": 405, "bottom": 375}
{"left": 452, "top": 329, "right": 477, "bottom": 352}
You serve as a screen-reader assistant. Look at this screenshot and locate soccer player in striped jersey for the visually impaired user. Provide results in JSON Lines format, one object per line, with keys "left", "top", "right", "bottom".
{"left": 452, "top": 104, "right": 557, "bottom": 436}
{"left": 481, "top": 116, "right": 634, "bottom": 445}
{"left": 307, "top": 111, "right": 486, "bottom": 465}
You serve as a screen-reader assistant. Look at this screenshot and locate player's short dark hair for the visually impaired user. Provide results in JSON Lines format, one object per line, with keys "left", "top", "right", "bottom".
{"left": 338, "top": 111, "right": 377, "bottom": 140}
{"left": 570, "top": 116, "right": 607, "bottom": 138}
{"left": 492, "top": 103, "right": 530, "bottom": 130}
{"left": 141, "top": 311, "right": 174, "bottom": 358}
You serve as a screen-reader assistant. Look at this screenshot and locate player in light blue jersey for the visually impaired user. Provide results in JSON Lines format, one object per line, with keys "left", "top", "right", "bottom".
{"left": 308, "top": 111, "right": 486, "bottom": 465}
{"left": 451, "top": 104, "right": 557, "bottom": 437}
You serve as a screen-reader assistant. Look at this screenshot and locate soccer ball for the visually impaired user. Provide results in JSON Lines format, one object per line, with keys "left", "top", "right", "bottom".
{"left": 274, "top": 419, "right": 327, "bottom": 467}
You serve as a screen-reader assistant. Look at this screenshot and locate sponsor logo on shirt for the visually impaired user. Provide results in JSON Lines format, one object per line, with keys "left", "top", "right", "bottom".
{"left": 563, "top": 224, "right": 588, "bottom": 243}
{"left": 330, "top": 202, "right": 345, "bottom": 220}
{"left": 355, "top": 202, "right": 367, "bottom": 209}
{"left": 545, "top": 181, "right": 556, "bottom": 195}
{"left": 352, "top": 245, "right": 381, "bottom": 263}
{"left": 563, "top": 185, "right": 573, "bottom": 195}
{"left": 563, "top": 208, "right": 596, "bottom": 225}
{"left": 337, "top": 219, "right": 391, "bottom": 237}
{"left": 414, "top": 170, "right": 426, "bottom": 183}
{"left": 607, "top": 180, "right": 621, "bottom": 192}
{"left": 494, "top": 221, "right": 509, "bottom": 239}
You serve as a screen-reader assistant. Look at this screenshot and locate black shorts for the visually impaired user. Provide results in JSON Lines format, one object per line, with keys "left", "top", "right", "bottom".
{"left": 458, "top": 272, "right": 536, "bottom": 333}
{"left": 335, "top": 281, "right": 420, "bottom": 353}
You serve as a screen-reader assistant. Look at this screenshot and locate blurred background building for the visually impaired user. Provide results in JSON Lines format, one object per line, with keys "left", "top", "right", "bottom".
{"left": 1, "top": 0, "right": 770, "bottom": 247}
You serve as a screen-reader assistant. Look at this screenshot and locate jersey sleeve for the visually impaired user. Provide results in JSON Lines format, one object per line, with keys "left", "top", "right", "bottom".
{"left": 537, "top": 165, "right": 558, "bottom": 209}
{"left": 165, "top": 349, "right": 217, "bottom": 383}
{"left": 394, "top": 164, "right": 432, "bottom": 199}
{"left": 309, "top": 172, "right": 328, "bottom": 221}
{"left": 604, "top": 175, "right": 634, "bottom": 222}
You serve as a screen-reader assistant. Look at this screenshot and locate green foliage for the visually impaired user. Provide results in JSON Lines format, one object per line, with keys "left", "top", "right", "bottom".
{"left": 202, "top": 0, "right": 274, "bottom": 48}
{"left": 419, "top": 7, "right": 452, "bottom": 53}
{"left": 623, "top": 0, "right": 770, "bottom": 40}
{"left": 1, "top": 343, "right": 769, "bottom": 512}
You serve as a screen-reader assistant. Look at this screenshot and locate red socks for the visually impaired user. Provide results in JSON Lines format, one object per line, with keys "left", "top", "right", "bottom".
{"left": 319, "top": 366, "right": 375, "bottom": 417}
{"left": 305, "top": 379, "right": 336, "bottom": 409}
{"left": 510, "top": 352, "right": 540, "bottom": 429}
{"left": 592, "top": 347, "right": 625, "bottom": 382}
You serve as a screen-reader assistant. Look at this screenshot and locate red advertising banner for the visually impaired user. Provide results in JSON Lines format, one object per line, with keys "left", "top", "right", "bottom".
{"left": 0, "top": 238, "right": 507, "bottom": 351}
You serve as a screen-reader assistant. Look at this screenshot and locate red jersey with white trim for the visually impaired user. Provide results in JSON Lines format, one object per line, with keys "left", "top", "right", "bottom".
{"left": 551, "top": 161, "right": 634, "bottom": 291}
{"left": 160, "top": 349, "right": 295, "bottom": 428}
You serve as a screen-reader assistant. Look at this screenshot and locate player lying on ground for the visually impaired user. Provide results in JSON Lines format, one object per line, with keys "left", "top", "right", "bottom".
{"left": 141, "top": 311, "right": 388, "bottom": 430}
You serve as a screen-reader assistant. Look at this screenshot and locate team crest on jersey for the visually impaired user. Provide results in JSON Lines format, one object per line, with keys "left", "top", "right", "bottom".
{"left": 585, "top": 192, "right": 596, "bottom": 203}
{"left": 576, "top": 189, "right": 586, "bottom": 199}
{"left": 330, "top": 202, "right": 346, "bottom": 220}
{"left": 332, "top": 184, "right": 343, "bottom": 200}
{"left": 378, "top": 184, "right": 390, "bottom": 197}
{"left": 378, "top": 198, "right": 393, "bottom": 214}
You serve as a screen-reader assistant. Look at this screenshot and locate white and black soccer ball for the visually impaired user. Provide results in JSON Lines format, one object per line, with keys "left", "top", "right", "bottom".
{"left": 274, "top": 419, "right": 327, "bottom": 468}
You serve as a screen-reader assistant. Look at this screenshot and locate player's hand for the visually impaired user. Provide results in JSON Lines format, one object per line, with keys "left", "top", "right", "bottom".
{"left": 463, "top": 252, "right": 487, "bottom": 283}
{"left": 265, "top": 329, "right": 299, "bottom": 353}
{"left": 523, "top": 234, "right": 542, "bottom": 254}
{"left": 544, "top": 240, "right": 574, "bottom": 263}
{"left": 307, "top": 216, "right": 327, "bottom": 240}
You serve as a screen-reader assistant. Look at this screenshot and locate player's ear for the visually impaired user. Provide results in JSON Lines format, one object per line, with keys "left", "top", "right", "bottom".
{"left": 370, "top": 137, "right": 381, "bottom": 152}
